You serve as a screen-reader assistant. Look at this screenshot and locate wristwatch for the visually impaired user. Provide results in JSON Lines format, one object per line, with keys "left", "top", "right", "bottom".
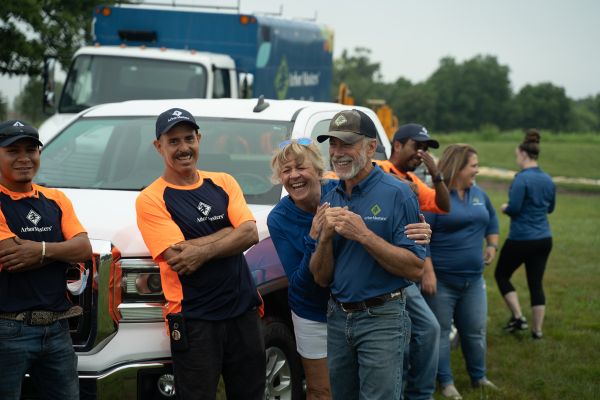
{"left": 432, "top": 173, "right": 444, "bottom": 183}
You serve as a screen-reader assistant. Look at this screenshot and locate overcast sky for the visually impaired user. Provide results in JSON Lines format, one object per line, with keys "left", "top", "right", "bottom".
{"left": 2, "top": 0, "right": 598, "bottom": 105}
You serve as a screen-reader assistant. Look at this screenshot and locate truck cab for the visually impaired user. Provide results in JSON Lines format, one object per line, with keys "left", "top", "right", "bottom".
{"left": 39, "top": 4, "right": 334, "bottom": 143}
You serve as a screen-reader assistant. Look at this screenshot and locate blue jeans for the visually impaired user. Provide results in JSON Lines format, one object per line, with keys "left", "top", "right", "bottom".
{"left": 404, "top": 283, "right": 440, "bottom": 400}
{"left": 327, "top": 295, "right": 410, "bottom": 400}
{"left": 0, "top": 318, "right": 78, "bottom": 400}
{"left": 424, "top": 276, "right": 488, "bottom": 386}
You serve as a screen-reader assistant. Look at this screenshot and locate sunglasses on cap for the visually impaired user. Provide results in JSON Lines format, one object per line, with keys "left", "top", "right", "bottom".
{"left": 278, "top": 137, "right": 313, "bottom": 149}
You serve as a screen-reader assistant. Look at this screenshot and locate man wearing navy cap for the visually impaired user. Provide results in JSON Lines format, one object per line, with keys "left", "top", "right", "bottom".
{"left": 310, "top": 109, "right": 426, "bottom": 399}
{"left": 136, "top": 108, "right": 265, "bottom": 399}
{"left": 0, "top": 120, "right": 92, "bottom": 400}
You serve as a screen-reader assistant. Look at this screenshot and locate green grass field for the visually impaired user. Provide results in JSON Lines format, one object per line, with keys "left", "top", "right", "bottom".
{"left": 441, "top": 179, "right": 600, "bottom": 399}
{"left": 431, "top": 131, "right": 600, "bottom": 181}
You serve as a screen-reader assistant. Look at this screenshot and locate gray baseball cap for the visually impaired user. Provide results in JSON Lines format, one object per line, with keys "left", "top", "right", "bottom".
{"left": 317, "top": 109, "right": 377, "bottom": 144}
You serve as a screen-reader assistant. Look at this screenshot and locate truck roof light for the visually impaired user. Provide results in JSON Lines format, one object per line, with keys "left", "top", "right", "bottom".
{"left": 102, "top": 7, "right": 111, "bottom": 17}
{"left": 240, "top": 15, "right": 256, "bottom": 25}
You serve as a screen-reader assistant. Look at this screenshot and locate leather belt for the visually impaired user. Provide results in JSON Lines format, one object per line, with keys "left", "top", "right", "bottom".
{"left": 0, "top": 305, "right": 83, "bottom": 326}
{"left": 334, "top": 289, "right": 404, "bottom": 313}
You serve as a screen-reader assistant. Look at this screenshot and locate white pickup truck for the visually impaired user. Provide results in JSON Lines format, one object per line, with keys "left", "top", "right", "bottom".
{"left": 28, "top": 98, "right": 391, "bottom": 400}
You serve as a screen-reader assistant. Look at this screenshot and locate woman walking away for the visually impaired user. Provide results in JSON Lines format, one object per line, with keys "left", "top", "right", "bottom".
{"left": 494, "top": 129, "right": 556, "bottom": 340}
{"left": 421, "top": 144, "right": 499, "bottom": 399}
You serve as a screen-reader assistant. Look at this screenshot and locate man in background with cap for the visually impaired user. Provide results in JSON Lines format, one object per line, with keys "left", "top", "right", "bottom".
{"left": 376, "top": 123, "right": 450, "bottom": 400}
{"left": 310, "top": 109, "right": 425, "bottom": 399}
{"left": 0, "top": 120, "right": 92, "bottom": 400}
{"left": 136, "top": 108, "right": 265, "bottom": 399}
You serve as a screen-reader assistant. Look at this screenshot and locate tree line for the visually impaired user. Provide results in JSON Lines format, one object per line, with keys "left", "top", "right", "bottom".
{"left": 333, "top": 48, "right": 600, "bottom": 133}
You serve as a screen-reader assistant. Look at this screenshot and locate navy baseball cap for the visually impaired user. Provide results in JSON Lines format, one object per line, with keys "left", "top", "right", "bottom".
{"left": 393, "top": 123, "right": 439, "bottom": 149}
{"left": 155, "top": 108, "right": 200, "bottom": 139}
{"left": 317, "top": 109, "right": 377, "bottom": 144}
{"left": 0, "top": 120, "right": 43, "bottom": 147}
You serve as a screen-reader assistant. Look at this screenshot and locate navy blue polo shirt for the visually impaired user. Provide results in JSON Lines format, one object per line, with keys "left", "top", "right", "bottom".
{"left": 322, "top": 165, "right": 426, "bottom": 303}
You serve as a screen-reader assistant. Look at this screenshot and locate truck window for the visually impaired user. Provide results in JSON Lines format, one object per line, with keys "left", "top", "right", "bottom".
{"left": 59, "top": 55, "right": 208, "bottom": 113}
{"left": 37, "top": 117, "right": 291, "bottom": 205}
{"left": 212, "top": 68, "right": 231, "bottom": 98}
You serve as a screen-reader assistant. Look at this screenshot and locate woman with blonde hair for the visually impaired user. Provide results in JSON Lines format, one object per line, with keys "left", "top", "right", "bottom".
{"left": 494, "top": 129, "right": 555, "bottom": 339}
{"left": 421, "top": 144, "right": 499, "bottom": 399}
{"left": 267, "top": 138, "right": 431, "bottom": 399}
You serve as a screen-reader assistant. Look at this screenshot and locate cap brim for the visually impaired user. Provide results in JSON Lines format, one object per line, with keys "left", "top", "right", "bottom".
{"left": 317, "top": 130, "right": 364, "bottom": 144}
{"left": 0, "top": 135, "right": 43, "bottom": 147}
{"left": 158, "top": 120, "right": 200, "bottom": 138}
{"left": 412, "top": 137, "right": 439, "bottom": 149}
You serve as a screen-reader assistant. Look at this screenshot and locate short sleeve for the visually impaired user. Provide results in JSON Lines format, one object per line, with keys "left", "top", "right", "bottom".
{"left": 136, "top": 188, "right": 185, "bottom": 260}
{"left": 38, "top": 187, "right": 86, "bottom": 240}
{"left": 0, "top": 209, "right": 16, "bottom": 241}
{"left": 214, "top": 173, "right": 255, "bottom": 228}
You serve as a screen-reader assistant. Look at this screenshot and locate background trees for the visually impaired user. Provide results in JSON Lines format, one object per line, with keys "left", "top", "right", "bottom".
{"left": 0, "top": 0, "right": 115, "bottom": 76}
{"left": 334, "top": 48, "right": 599, "bottom": 133}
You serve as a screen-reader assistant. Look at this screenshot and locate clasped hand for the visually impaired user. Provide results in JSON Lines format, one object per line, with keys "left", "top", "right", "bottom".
{"left": 0, "top": 237, "right": 43, "bottom": 272}
{"left": 165, "top": 243, "right": 210, "bottom": 275}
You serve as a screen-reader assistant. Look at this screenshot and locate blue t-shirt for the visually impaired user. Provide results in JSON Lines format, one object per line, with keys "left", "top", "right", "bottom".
{"left": 504, "top": 167, "right": 555, "bottom": 240}
{"left": 323, "top": 165, "right": 426, "bottom": 303}
{"left": 424, "top": 185, "right": 499, "bottom": 284}
{"left": 267, "top": 180, "right": 337, "bottom": 323}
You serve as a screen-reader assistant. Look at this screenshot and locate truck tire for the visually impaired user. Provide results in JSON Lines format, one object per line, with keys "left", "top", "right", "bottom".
{"left": 263, "top": 318, "right": 304, "bottom": 400}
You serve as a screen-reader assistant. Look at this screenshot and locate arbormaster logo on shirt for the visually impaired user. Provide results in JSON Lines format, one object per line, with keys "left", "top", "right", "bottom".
{"left": 472, "top": 196, "right": 484, "bottom": 206}
{"left": 21, "top": 209, "right": 53, "bottom": 233}
{"left": 197, "top": 201, "right": 212, "bottom": 216}
{"left": 26, "top": 210, "right": 41, "bottom": 226}
{"left": 196, "top": 201, "right": 225, "bottom": 223}
{"left": 364, "top": 204, "right": 387, "bottom": 221}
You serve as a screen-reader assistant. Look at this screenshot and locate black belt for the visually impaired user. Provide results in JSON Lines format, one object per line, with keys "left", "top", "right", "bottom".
{"left": 334, "top": 289, "right": 404, "bottom": 313}
{"left": 0, "top": 306, "right": 83, "bottom": 326}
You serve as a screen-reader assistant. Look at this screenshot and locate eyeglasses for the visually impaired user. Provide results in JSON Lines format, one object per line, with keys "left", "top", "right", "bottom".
{"left": 278, "top": 137, "right": 313, "bottom": 149}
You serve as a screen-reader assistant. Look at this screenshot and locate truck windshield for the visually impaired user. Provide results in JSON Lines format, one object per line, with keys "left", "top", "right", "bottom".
{"left": 37, "top": 117, "right": 290, "bottom": 205}
{"left": 59, "top": 56, "right": 208, "bottom": 113}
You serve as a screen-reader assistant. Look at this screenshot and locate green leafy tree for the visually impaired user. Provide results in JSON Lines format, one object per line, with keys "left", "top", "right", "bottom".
{"left": 568, "top": 99, "right": 598, "bottom": 132}
{"left": 427, "top": 55, "right": 511, "bottom": 131}
{"left": 332, "top": 47, "right": 389, "bottom": 105}
{"left": 392, "top": 83, "right": 437, "bottom": 129}
{"left": 513, "top": 83, "right": 571, "bottom": 132}
{"left": 0, "top": 1, "right": 117, "bottom": 77}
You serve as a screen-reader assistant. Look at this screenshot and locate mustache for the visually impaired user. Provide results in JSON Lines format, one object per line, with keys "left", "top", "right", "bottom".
{"left": 175, "top": 151, "right": 193, "bottom": 158}
{"left": 331, "top": 156, "right": 354, "bottom": 163}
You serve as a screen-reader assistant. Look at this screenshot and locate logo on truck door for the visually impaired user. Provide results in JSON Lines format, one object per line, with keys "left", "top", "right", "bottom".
{"left": 275, "top": 57, "right": 290, "bottom": 99}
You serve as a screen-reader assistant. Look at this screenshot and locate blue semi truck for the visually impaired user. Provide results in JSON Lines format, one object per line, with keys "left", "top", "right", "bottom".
{"left": 40, "top": 3, "right": 334, "bottom": 141}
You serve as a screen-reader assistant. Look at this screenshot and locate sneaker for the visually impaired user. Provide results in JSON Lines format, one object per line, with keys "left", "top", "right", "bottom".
{"left": 441, "top": 383, "right": 463, "bottom": 399}
{"left": 531, "top": 330, "right": 543, "bottom": 340}
{"left": 472, "top": 378, "right": 499, "bottom": 391}
{"left": 503, "top": 316, "right": 528, "bottom": 332}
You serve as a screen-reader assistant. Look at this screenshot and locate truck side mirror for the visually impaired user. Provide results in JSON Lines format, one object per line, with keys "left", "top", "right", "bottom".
{"left": 42, "top": 57, "right": 57, "bottom": 115}
{"left": 239, "top": 72, "right": 254, "bottom": 99}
